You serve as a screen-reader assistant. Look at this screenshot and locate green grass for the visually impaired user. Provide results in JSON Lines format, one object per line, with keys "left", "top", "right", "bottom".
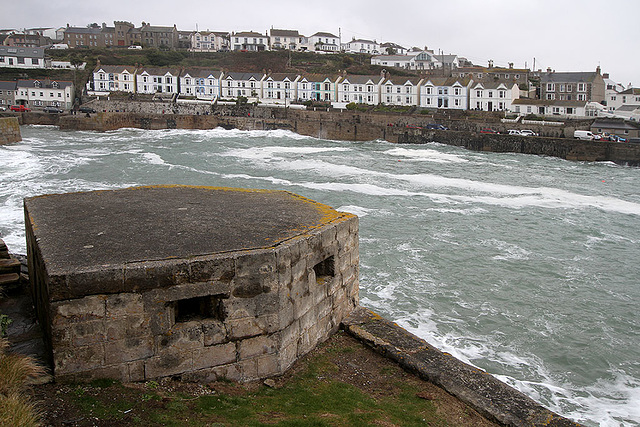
{"left": 50, "top": 337, "right": 453, "bottom": 426}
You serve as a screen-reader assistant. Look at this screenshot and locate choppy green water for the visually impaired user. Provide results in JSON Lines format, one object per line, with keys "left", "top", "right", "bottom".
{"left": 1, "top": 126, "right": 639, "bottom": 426}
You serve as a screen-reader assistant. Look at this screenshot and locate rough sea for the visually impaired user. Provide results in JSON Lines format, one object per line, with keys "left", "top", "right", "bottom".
{"left": 1, "top": 125, "right": 639, "bottom": 426}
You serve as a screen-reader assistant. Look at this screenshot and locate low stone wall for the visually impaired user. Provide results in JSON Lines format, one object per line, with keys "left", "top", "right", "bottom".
{"left": 343, "top": 307, "right": 582, "bottom": 427}
{"left": 0, "top": 117, "right": 22, "bottom": 144}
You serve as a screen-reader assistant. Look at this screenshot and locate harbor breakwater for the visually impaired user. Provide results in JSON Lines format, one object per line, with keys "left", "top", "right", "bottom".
{"left": 7, "top": 103, "right": 640, "bottom": 165}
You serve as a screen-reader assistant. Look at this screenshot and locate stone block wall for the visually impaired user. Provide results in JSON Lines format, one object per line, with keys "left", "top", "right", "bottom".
{"left": 35, "top": 214, "right": 358, "bottom": 383}
{"left": 0, "top": 117, "right": 22, "bottom": 144}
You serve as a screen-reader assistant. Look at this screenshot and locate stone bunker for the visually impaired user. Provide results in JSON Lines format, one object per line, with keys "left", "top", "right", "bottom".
{"left": 24, "top": 185, "right": 359, "bottom": 382}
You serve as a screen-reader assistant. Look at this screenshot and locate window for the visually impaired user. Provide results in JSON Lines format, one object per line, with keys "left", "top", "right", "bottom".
{"left": 476, "top": 90, "right": 482, "bottom": 97}
{"left": 454, "top": 88, "right": 461, "bottom": 96}
{"left": 546, "top": 83, "right": 555, "bottom": 92}
{"left": 498, "top": 90, "right": 505, "bottom": 98}
{"left": 578, "top": 83, "right": 586, "bottom": 92}
{"left": 559, "top": 84, "right": 566, "bottom": 92}
{"left": 546, "top": 93, "right": 556, "bottom": 100}
{"left": 577, "top": 94, "right": 586, "bottom": 101}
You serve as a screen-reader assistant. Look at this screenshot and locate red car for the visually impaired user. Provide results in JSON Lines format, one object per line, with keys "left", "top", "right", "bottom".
{"left": 479, "top": 128, "right": 497, "bottom": 134}
{"left": 10, "top": 105, "right": 31, "bottom": 112}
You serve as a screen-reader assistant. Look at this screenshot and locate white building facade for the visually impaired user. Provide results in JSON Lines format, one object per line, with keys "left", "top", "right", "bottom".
{"left": 93, "top": 65, "right": 137, "bottom": 93}
{"left": 337, "top": 75, "right": 384, "bottom": 104}
{"left": 180, "top": 69, "right": 223, "bottom": 100}
{"left": 381, "top": 77, "right": 423, "bottom": 106}
{"left": 469, "top": 82, "right": 519, "bottom": 111}
{"left": 136, "top": 68, "right": 180, "bottom": 94}
{"left": 420, "top": 77, "right": 470, "bottom": 110}
{"left": 221, "top": 73, "right": 264, "bottom": 99}
{"left": 15, "top": 79, "right": 74, "bottom": 109}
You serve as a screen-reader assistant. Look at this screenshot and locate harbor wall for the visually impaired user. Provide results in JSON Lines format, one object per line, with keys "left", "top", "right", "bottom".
{"left": 6, "top": 103, "right": 640, "bottom": 165}
{"left": 0, "top": 117, "right": 22, "bottom": 145}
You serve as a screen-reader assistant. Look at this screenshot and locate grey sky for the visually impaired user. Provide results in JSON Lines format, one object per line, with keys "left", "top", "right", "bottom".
{"left": 3, "top": 0, "right": 638, "bottom": 86}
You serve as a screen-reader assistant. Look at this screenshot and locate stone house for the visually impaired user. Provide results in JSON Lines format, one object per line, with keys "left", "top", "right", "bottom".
{"left": 63, "top": 24, "right": 115, "bottom": 48}
{"left": 454, "top": 66, "right": 530, "bottom": 87}
{"left": 590, "top": 119, "right": 640, "bottom": 139}
{"left": 140, "top": 23, "right": 179, "bottom": 49}
{"left": 114, "top": 21, "right": 142, "bottom": 47}
{"left": 539, "top": 67, "right": 605, "bottom": 103}
{"left": 0, "top": 81, "right": 16, "bottom": 108}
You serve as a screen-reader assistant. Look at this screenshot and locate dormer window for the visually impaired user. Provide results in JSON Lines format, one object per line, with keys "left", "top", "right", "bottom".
{"left": 34, "top": 80, "right": 41, "bottom": 88}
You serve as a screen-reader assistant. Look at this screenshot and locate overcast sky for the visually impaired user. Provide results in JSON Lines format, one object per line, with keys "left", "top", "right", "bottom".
{"left": 3, "top": 0, "right": 638, "bottom": 86}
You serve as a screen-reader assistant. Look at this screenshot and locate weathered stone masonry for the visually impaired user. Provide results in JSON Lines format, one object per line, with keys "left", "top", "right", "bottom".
{"left": 25, "top": 186, "right": 359, "bottom": 382}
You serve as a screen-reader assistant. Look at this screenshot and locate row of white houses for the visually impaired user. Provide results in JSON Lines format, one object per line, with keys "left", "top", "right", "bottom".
{"left": 90, "top": 64, "right": 524, "bottom": 112}
{"left": 89, "top": 64, "right": 612, "bottom": 118}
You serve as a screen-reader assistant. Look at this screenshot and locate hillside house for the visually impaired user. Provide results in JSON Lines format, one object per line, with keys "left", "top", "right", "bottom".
{"left": 232, "top": 31, "right": 268, "bottom": 51}
{"left": 308, "top": 32, "right": 340, "bottom": 53}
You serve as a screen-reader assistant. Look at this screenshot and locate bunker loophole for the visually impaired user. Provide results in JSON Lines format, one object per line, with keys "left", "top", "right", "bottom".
{"left": 170, "top": 295, "right": 226, "bottom": 323}
{"left": 314, "top": 255, "right": 335, "bottom": 284}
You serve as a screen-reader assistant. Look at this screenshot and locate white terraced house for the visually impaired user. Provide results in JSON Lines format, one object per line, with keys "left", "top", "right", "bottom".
{"left": 92, "top": 64, "right": 137, "bottom": 93}
{"left": 262, "top": 73, "right": 300, "bottom": 104}
{"left": 420, "top": 77, "right": 471, "bottom": 110}
{"left": 14, "top": 79, "right": 75, "bottom": 109}
{"left": 136, "top": 67, "right": 180, "bottom": 94}
{"left": 381, "top": 77, "right": 423, "bottom": 106}
{"left": 337, "top": 75, "right": 385, "bottom": 105}
{"left": 221, "top": 73, "right": 264, "bottom": 99}
{"left": 180, "top": 69, "right": 223, "bottom": 100}
{"left": 469, "top": 81, "right": 519, "bottom": 111}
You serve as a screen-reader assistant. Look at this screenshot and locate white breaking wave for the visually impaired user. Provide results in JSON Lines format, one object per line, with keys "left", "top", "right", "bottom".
{"left": 385, "top": 147, "right": 469, "bottom": 163}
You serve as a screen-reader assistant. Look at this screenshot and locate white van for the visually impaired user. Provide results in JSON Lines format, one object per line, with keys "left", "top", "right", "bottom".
{"left": 574, "top": 130, "right": 596, "bottom": 140}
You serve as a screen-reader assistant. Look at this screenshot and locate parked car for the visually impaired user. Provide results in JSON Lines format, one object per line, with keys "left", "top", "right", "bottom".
{"left": 507, "top": 129, "right": 522, "bottom": 135}
{"left": 43, "top": 106, "right": 64, "bottom": 114}
{"left": 520, "top": 130, "right": 538, "bottom": 136}
{"left": 574, "top": 130, "right": 596, "bottom": 140}
{"left": 426, "top": 124, "right": 449, "bottom": 130}
{"left": 79, "top": 106, "right": 96, "bottom": 114}
{"left": 128, "top": 45, "right": 142, "bottom": 50}
{"left": 10, "top": 105, "right": 30, "bottom": 112}
{"left": 0, "top": 106, "right": 6, "bottom": 111}
{"left": 479, "top": 128, "right": 497, "bottom": 134}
